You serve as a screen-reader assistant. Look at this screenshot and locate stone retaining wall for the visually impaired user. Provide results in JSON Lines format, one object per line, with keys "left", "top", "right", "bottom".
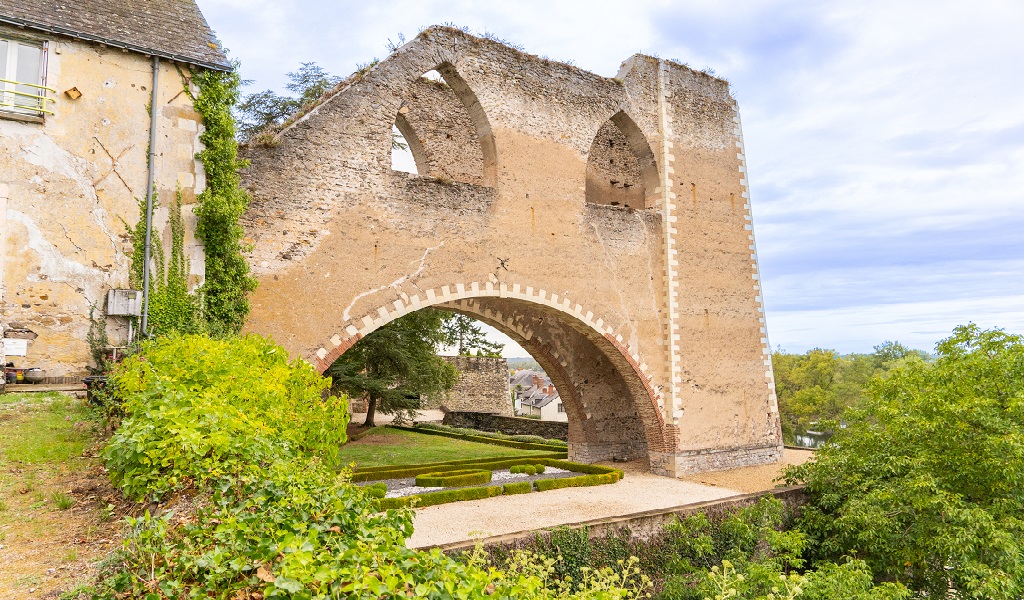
{"left": 443, "top": 410, "right": 569, "bottom": 441}
{"left": 428, "top": 486, "right": 807, "bottom": 553}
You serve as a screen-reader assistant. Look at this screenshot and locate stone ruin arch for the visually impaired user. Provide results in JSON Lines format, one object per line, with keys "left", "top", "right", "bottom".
{"left": 585, "top": 110, "right": 660, "bottom": 209}
{"left": 312, "top": 281, "right": 673, "bottom": 463}
{"left": 240, "top": 26, "right": 783, "bottom": 477}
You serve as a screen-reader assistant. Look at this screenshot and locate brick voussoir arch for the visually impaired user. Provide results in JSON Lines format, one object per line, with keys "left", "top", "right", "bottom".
{"left": 312, "top": 280, "right": 667, "bottom": 432}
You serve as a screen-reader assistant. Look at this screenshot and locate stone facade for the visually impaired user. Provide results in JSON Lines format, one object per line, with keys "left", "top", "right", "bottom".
{"left": 240, "top": 27, "right": 783, "bottom": 476}
{"left": 442, "top": 410, "right": 569, "bottom": 441}
{"left": 0, "top": 5, "right": 225, "bottom": 376}
{"left": 423, "top": 355, "right": 512, "bottom": 415}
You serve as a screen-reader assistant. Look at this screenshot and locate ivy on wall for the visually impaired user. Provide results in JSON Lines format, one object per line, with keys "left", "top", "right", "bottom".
{"left": 190, "top": 66, "right": 257, "bottom": 336}
{"left": 126, "top": 191, "right": 203, "bottom": 335}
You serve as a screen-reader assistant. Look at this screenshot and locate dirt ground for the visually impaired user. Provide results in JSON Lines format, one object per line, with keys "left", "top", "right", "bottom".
{"left": 680, "top": 448, "right": 815, "bottom": 493}
{"left": 0, "top": 445, "right": 125, "bottom": 599}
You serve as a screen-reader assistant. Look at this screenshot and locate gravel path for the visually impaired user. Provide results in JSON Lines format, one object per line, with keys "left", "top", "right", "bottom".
{"left": 407, "top": 450, "right": 815, "bottom": 548}
{"left": 407, "top": 465, "right": 739, "bottom": 548}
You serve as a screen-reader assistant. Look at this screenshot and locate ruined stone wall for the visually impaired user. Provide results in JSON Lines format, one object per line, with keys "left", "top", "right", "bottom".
{"left": 397, "top": 77, "right": 484, "bottom": 184}
{"left": 240, "top": 27, "right": 782, "bottom": 476}
{"left": 585, "top": 120, "right": 646, "bottom": 208}
{"left": 422, "top": 355, "right": 512, "bottom": 415}
{"left": 0, "top": 26, "right": 206, "bottom": 375}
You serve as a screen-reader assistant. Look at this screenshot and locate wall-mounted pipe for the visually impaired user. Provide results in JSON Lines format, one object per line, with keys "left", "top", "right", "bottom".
{"left": 140, "top": 55, "right": 159, "bottom": 336}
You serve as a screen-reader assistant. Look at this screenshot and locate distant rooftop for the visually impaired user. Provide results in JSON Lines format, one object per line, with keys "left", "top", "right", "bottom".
{"left": 0, "top": 0, "right": 231, "bottom": 71}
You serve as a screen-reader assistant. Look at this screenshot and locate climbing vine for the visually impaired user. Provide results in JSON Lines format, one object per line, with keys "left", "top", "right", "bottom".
{"left": 126, "top": 191, "right": 203, "bottom": 335}
{"left": 190, "top": 66, "right": 257, "bottom": 336}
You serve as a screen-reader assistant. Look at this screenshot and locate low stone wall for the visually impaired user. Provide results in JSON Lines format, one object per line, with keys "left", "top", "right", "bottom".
{"left": 442, "top": 410, "right": 569, "bottom": 441}
{"left": 422, "top": 356, "right": 512, "bottom": 416}
{"left": 427, "top": 486, "right": 807, "bottom": 553}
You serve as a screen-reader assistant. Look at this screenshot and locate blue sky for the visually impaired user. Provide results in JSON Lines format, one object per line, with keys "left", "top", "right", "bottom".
{"left": 198, "top": 0, "right": 1024, "bottom": 355}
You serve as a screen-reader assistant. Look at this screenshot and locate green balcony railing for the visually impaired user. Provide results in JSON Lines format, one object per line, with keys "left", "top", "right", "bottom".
{"left": 0, "top": 78, "right": 57, "bottom": 115}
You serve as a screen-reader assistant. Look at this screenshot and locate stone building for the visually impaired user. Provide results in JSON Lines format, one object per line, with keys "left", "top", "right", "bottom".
{"left": 0, "top": 0, "right": 229, "bottom": 378}
{"left": 241, "top": 27, "right": 784, "bottom": 476}
{"left": 422, "top": 355, "right": 512, "bottom": 416}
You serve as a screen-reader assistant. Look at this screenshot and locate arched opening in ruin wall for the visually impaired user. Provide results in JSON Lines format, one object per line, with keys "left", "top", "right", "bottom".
{"left": 314, "top": 282, "right": 676, "bottom": 469}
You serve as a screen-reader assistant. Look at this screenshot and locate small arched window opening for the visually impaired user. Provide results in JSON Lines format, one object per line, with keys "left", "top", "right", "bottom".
{"left": 389, "top": 66, "right": 495, "bottom": 186}
{"left": 585, "top": 112, "right": 659, "bottom": 209}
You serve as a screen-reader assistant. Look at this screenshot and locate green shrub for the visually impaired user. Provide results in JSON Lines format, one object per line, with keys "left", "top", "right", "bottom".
{"left": 363, "top": 482, "right": 388, "bottom": 498}
{"left": 503, "top": 481, "right": 533, "bottom": 495}
{"left": 395, "top": 424, "right": 565, "bottom": 451}
{"left": 535, "top": 463, "right": 546, "bottom": 474}
{"left": 415, "top": 469, "right": 492, "bottom": 487}
{"left": 534, "top": 472, "right": 620, "bottom": 492}
{"left": 103, "top": 334, "right": 342, "bottom": 501}
{"left": 414, "top": 422, "right": 568, "bottom": 447}
{"left": 352, "top": 454, "right": 567, "bottom": 482}
{"left": 377, "top": 484, "right": 504, "bottom": 510}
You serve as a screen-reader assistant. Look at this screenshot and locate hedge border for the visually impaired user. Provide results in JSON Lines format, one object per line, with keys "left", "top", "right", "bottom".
{"left": 377, "top": 485, "right": 504, "bottom": 510}
{"left": 415, "top": 469, "right": 492, "bottom": 487}
{"left": 414, "top": 423, "right": 569, "bottom": 448}
{"left": 390, "top": 425, "right": 566, "bottom": 451}
{"left": 368, "top": 459, "right": 625, "bottom": 510}
{"left": 351, "top": 454, "right": 568, "bottom": 483}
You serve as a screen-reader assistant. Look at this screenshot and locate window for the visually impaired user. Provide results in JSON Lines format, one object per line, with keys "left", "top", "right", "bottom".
{"left": 0, "top": 37, "right": 54, "bottom": 117}
{"left": 557, "top": 403, "right": 565, "bottom": 413}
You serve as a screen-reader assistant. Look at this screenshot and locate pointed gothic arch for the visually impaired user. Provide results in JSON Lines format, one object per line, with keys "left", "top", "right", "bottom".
{"left": 585, "top": 111, "right": 660, "bottom": 208}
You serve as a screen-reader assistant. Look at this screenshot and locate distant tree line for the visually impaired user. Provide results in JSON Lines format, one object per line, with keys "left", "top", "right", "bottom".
{"left": 773, "top": 341, "right": 932, "bottom": 444}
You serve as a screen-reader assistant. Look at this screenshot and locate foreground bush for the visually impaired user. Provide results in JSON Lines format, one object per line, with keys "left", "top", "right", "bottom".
{"left": 104, "top": 334, "right": 345, "bottom": 500}
{"left": 95, "top": 334, "right": 649, "bottom": 598}
{"left": 788, "top": 325, "right": 1024, "bottom": 599}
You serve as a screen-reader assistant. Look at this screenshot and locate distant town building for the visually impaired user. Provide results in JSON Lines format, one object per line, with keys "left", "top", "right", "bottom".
{"left": 510, "top": 369, "right": 566, "bottom": 422}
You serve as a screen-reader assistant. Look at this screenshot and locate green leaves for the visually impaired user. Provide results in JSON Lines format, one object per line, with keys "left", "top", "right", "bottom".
{"left": 104, "top": 334, "right": 341, "bottom": 501}
{"left": 787, "top": 324, "right": 1024, "bottom": 599}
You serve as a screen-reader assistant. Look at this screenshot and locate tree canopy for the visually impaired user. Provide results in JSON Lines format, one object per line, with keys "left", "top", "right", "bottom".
{"left": 787, "top": 324, "right": 1024, "bottom": 598}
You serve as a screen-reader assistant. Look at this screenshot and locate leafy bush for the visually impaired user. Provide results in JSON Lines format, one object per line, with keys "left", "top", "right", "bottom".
{"left": 414, "top": 468, "right": 492, "bottom": 487}
{"left": 363, "top": 482, "right": 388, "bottom": 498}
{"left": 351, "top": 454, "right": 567, "bottom": 482}
{"left": 95, "top": 334, "right": 648, "bottom": 598}
{"left": 536, "top": 463, "right": 546, "bottom": 474}
{"left": 787, "top": 325, "right": 1024, "bottom": 598}
{"left": 103, "top": 334, "right": 344, "bottom": 500}
{"left": 510, "top": 464, "right": 538, "bottom": 475}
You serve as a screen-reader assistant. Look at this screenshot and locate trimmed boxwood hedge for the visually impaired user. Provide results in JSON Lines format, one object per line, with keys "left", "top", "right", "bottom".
{"left": 351, "top": 454, "right": 568, "bottom": 482}
{"left": 502, "top": 481, "right": 533, "bottom": 495}
{"left": 390, "top": 425, "right": 566, "bottom": 451}
{"left": 533, "top": 472, "right": 621, "bottom": 491}
{"left": 376, "top": 484, "right": 504, "bottom": 510}
{"left": 415, "top": 469, "right": 492, "bottom": 487}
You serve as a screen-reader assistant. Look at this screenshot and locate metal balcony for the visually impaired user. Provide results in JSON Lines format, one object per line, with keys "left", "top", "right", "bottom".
{"left": 0, "top": 78, "right": 56, "bottom": 115}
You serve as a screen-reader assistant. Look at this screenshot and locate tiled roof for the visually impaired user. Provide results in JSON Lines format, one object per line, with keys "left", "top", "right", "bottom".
{"left": 0, "top": 0, "right": 230, "bottom": 70}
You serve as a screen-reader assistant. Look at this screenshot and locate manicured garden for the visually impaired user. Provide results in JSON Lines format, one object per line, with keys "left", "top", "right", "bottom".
{"left": 336, "top": 426, "right": 559, "bottom": 468}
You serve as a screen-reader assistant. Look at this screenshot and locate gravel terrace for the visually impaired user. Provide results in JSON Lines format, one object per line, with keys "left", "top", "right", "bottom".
{"left": 406, "top": 449, "right": 815, "bottom": 548}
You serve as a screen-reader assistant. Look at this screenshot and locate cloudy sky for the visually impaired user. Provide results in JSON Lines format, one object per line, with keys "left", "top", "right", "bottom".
{"left": 198, "top": 0, "right": 1024, "bottom": 356}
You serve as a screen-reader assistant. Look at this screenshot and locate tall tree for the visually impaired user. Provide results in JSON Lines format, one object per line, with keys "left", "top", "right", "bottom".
{"left": 235, "top": 62, "right": 341, "bottom": 142}
{"left": 788, "top": 324, "right": 1024, "bottom": 598}
{"left": 327, "top": 308, "right": 457, "bottom": 427}
{"left": 441, "top": 313, "right": 504, "bottom": 356}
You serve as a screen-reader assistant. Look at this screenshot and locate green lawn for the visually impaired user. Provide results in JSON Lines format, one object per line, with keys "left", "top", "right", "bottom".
{"left": 0, "top": 392, "right": 97, "bottom": 464}
{"left": 337, "top": 427, "right": 553, "bottom": 468}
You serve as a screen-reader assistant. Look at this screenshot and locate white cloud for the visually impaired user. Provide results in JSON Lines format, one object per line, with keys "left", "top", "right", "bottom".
{"left": 197, "top": 0, "right": 1024, "bottom": 353}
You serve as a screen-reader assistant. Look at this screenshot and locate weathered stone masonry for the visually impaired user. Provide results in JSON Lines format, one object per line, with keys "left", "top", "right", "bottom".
{"left": 422, "top": 355, "right": 512, "bottom": 416}
{"left": 240, "top": 27, "right": 783, "bottom": 476}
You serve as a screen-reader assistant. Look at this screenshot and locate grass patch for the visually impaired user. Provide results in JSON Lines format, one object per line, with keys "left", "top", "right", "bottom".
{"left": 337, "top": 427, "right": 554, "bottom": 468}
{"left": 0, "top": 393, "right": 97, "bottom": 464}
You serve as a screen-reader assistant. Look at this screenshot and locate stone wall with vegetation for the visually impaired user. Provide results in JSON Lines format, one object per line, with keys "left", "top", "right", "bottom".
{"left": 422, "top": 355, "right": 512, "bottom": 415}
